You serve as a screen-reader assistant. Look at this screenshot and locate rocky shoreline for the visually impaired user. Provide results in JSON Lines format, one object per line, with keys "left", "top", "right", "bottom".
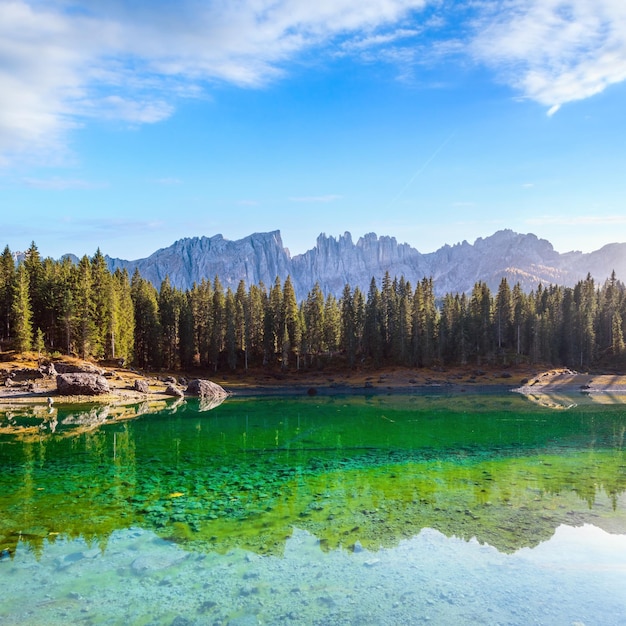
{"left": 2, "top": 357, "right": 626, "bottom": 403}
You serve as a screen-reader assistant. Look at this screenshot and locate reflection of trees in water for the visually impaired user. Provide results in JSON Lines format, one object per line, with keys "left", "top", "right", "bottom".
{"left": 0, "top": 397, "right": 194, "bottom": 441}
{"left": 2, "top": 440, "right": 626, "bottom": 560}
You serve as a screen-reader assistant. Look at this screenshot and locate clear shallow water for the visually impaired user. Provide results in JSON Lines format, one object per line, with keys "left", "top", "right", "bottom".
{"left": 1, "top": 394, "right": 626, "bottom": 625}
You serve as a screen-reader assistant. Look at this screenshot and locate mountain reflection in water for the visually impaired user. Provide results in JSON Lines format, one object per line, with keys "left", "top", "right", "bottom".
{"left": 1, "top": 394, "right": 625, "bottom": 561}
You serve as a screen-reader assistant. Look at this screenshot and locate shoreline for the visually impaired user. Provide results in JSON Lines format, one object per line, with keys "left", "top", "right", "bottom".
{"left": 1, "top": 357, "right": 626, "bottom": 408}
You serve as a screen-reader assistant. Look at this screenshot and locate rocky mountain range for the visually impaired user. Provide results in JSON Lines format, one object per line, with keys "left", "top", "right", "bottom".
{"left": 104, "top": 229, "right": 626, "bottom": 300}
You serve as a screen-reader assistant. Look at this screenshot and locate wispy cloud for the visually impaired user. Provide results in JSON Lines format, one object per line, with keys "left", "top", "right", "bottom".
{"left": 471, "top": 0, "right": 626, "bottom": 113}
{"left": 0, "top": 0, "right": 431, "bottom": 166}
{"left": 3, "top": 0, "right": 626, "bottom": 168}
{"left": 22, "top": 177, "right": 106, "bottom": 190}
{"left": 59, "top": 216, "right": 166, "bottom": 234}
{"left": 289, "top": 194, "right": 342, "bottom": 203}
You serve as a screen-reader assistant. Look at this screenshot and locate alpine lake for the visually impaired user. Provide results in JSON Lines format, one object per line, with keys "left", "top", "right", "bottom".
{"left": 1, "top": 389, "right": 626, "bottom": 625}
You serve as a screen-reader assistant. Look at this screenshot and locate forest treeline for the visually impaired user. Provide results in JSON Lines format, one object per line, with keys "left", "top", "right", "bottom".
{"left": 1, "top": 242, "right": 625, "bottom": 372}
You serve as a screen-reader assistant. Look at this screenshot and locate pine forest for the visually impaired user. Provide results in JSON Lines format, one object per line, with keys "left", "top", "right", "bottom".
{"left": 2, "top": 242, "right": 625, "bottom": 373}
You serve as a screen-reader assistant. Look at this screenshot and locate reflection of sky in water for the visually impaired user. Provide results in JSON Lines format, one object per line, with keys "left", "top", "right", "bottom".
{"left": 517, "top": 523, "right": 626, "bottom": 571}
{"left": 2, "top": 523, "right": 626, "bottom": 625}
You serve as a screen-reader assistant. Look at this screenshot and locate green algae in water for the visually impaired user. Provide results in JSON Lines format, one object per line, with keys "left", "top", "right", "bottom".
{"left": 1, "top": 394, "right": 626, "bottom": 556}
{"left": 2, "top": 394, "right": 626, "bottom": 625}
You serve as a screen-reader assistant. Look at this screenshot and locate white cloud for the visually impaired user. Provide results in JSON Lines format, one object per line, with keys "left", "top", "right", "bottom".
{"left": 0, "top": 0, "right": 430, "bottom": 165}
{"left": 4, "top": 0, "right": 626, "bottom": 167}
{"left": 472, "top": 0, "right": 626, "bottom": 112}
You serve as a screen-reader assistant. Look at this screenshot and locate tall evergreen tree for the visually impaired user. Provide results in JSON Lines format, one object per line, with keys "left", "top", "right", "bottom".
{"left": 0, "top": 245, "right": 15, "bottom": 342}
{"left": 364, "top": 277, "right": 383, "bottom": 365}
{"left": 159, "top": 277, "right": 180, "bottom": 370}
{"left": 224, "top": 288, "right": 238, "bottom": 370}
{"left": 178, "top": 291, "right": 196, "bottom": 369}
{"left": 282, "top": 276, "right": 301, "bottom": 368}
{"left": 23, "top": 242, "right": 45, "bottom": 341}
{"left": 113, "top": 269, "right": 134, "bottom": 363}
{"left": 303, "top": 282, "right": 325, "bottom": 365}
{"left": 131, "top": 270, "right": 161, "bottom": 370}
{"left": 73, "top": 255, "right": 97, "bottom": 359}
{"left": 469, "top": 281, "right": 493, "bottom": 364}
{"left": 11, "top": 263, "right": 32, "bottom": 353}
{"left": 323, "top": 293, "right": 341, "bottom": 356}
{"left": 494, "top": 278, "right": 514, "bottom": 360}
{"left": 90, "top": 249, "right": 112, "bottom": 358}
{"left": 209, "top": 276, "right": 225, "bottom": 371}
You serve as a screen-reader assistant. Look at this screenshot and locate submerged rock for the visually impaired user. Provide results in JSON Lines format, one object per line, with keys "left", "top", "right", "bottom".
{"left": 56, "top": 373, "right": 110, "bottom": 396}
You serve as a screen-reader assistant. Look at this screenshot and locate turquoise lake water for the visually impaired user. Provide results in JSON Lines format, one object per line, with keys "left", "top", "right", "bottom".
{"left": 1, "top": 393, "right": 626, "bottom": 625}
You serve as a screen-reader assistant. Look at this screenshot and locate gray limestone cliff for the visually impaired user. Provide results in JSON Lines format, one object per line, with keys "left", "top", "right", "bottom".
{"left": 103, "top": 229, "right": 626, "bottom": 299}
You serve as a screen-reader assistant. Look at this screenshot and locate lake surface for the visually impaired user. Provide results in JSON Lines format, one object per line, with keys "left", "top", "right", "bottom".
{"left": 1, "top": 393, "right": 626, "bottom": 625}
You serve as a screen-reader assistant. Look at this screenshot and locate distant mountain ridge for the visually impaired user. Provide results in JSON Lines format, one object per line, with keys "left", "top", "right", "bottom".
{"left": 104, "top": 229, "right": 626, "bottom": 299}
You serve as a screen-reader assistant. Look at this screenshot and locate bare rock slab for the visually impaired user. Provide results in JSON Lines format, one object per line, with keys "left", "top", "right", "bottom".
{"left": 56, "top": 373, "right": 111, "bottom": 396}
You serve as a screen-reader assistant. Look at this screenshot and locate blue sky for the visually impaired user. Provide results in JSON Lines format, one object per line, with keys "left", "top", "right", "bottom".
{"left": 1, "top": 0, "right": 626, "bottom": 260}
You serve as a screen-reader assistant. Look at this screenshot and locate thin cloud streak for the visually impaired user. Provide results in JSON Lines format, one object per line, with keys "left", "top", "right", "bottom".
{"left": 22, "top": 177, "right": 106, "bottom": 190}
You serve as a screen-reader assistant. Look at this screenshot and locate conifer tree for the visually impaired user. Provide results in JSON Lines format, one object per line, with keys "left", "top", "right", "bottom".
{"left": 234, "top": 281, "right": 248, "bottom": 369}
{"left": 612, "top": 311, "right": 625, "bottom": 356}
{"left": 323, "top": 293, "right": 341, "bottom": 356}
{"left": 74, "top": 255, "right": 97, "bottom": 358}
{"left": 469, "top": 281, "right": 493, "bottom": 364}
{"left": 303, "top": 282, "right": 325, "bottom": 365}
{"left": 0, "top": 245, "right": 15, "bottom": 341}
{"left": 282, "top": 276, "right": 301, "bottom": 368}
{"left": 247, "top": 283, "right": 266, "bottom": 366}
{"left": 340, "top": 284, "right": 359, "bottom": 366}
{"left": 23, "top": 242, "right": 45, "bottom": 340}
{"left": 178, "top": 291, "right": 196, "bottom": 369}
{"left": 208, "top": 276, "right": 225, "bottom": 371}
{"left": 364, "top": 277, "right": 383, "bottom": 365}
{"left": 113, "top": 269, "right": 135, "bottom": 363}
{"left": 12, "top": 263, "right": 33, "bottom": 353}
{"left": 90, "top": 249, "right": 112, "bottom": 358}
{"left": 131, "top": 270, "right": 161, "bottom": 369}
{"left": 495, "top": 277, "right": 514, "bottom": 359}
{"left": 224, "top": 288, "right": 238, "bottom": 370}
{"left": 159, "top": 277, "right": 180, "bottom": 370}
{"left": 189, "top": 279, "right": 212, "bottom": 367}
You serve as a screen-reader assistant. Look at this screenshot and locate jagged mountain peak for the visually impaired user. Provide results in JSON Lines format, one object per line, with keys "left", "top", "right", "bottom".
{"left": 102, "top": 229, "right": 626, "bottom": 299}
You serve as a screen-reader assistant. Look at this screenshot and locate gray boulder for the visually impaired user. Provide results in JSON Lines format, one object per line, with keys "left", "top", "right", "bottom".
{"left": 134, "top": 379, "right": 150, "bottom": 393}
{"left": 186, "top": 379, "right": 228, "bottom": 399}
{"left": 54, "top": 362, "right": 105, "bottom": 376}
{"left": 165, "top": 383, "right": 184, "bottom": 397}
{"left": 56, "top": 373, "right": 110, "bottom": 396}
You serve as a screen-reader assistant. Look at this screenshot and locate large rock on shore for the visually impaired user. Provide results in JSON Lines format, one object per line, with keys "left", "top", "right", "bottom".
{"left": 186, "top": 379, "right": 228, "bottom": 399}
{"left": 56, "top": 373, "right": 110, "bottom": 396}
{"left": 54, "top": 362, "right": 105, "bottom": 376}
